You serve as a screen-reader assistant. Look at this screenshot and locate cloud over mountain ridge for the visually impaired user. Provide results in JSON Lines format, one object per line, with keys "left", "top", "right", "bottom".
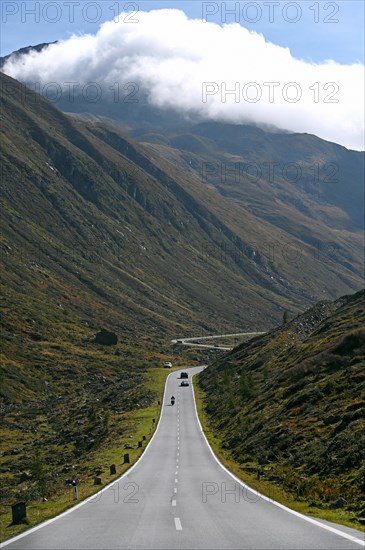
{"left": 2, "top": 8, "right": 364, "bottom": 150}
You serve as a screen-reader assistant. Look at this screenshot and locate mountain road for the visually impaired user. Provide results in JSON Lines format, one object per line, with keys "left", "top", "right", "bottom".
{"left": 3, "top": 367, "right": 364, "bottom": 550}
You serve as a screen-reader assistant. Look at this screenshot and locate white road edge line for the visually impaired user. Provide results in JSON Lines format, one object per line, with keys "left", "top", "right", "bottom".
{"left": 191, "top": 371, "right": 365, "bottom": 548}
{"left": 1, "top": 371, "right": 174, "bottom": 548}
{"left": 174, "top": 517, "right": 182, "bottom": 531}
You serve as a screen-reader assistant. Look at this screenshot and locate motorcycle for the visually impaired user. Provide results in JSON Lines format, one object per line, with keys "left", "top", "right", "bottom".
{"left": 171, "top": 396, "right": 175, "bottom": 406}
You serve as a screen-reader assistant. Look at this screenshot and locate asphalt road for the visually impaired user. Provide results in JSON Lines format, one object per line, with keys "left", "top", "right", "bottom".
{"left": 3, "top": 367, "right": 364, "bottom": 550}
{"left": 171, "top": 332, "right": 265, "bottom": 350}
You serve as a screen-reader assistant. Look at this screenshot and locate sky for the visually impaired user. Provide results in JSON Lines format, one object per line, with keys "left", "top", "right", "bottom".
{"left": 1, "top": 1, "right": 364, "bottom": 149}
{"left": 1, "top": 1, "right": 364, "bottom": 63}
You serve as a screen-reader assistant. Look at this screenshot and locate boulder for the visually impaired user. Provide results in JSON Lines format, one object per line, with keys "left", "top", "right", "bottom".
{"left": 19, "top": 472, "right": 32, "bottom": 483}
{"left": 8, "top": 448, "right": 21, "bottom": 456}
{"left": 329, "top": 497, "right": 347, "bottom": 510}
{"left": 29, "top": 332, "right": 43, "bottom": 341}
{"left": 94, "top": 330, "right": 118, "bottom": 346}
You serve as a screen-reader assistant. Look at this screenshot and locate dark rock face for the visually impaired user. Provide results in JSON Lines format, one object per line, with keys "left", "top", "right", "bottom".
{"left": 328, "top": 497, "right": 347, "bottom": 509}
{"left": 94, "top": 330, "right": 118, "bottom": 346}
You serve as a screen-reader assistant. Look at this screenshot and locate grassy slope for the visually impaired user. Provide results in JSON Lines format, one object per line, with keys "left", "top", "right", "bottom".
{"left": 141, "top": 123, "right": 364, "bottom": 283}
{"left": 0, "top": 72, "right": 306, "bottom": 340}
{"left": 0, "top": 367, "right": 173, "bottom": 541}
{"left": 197, "top": 289, "right": 365, "bottom": 528}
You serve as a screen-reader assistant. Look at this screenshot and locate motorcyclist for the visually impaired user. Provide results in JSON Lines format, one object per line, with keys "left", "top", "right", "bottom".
{"left": 171, "top": 395, "right": 175, "bottom": 405}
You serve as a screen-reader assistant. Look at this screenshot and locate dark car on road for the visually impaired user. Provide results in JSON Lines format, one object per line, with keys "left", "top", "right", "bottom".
{"left": 180, "top": 372, "right": 188, "bottom": 379}
{"left": 180, "top": 380, "right": 189, "bottom": 387}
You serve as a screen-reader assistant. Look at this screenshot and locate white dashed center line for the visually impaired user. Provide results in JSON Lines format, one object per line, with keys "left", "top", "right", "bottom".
{"left": 172, "top": 500, "right": 177, "bottom": 507}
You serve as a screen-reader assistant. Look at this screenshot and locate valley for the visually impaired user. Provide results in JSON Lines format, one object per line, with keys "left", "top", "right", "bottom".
{"left": 0, "top": 64, "right": 364, "bottom": 543}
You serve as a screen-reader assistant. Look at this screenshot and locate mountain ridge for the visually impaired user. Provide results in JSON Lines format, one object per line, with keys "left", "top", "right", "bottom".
{"left": 1, "top": 70, "right": 364, "bottom": 340}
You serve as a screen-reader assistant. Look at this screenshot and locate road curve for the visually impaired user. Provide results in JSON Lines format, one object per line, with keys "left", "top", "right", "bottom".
{"left": 172, "top": 332, "right": 266, "bottom": 350}
{"left": 3, "top": 367, "right": 364, "bottom": 550}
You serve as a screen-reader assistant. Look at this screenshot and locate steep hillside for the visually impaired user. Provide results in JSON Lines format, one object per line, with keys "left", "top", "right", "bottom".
{"left": 0, "top": 71, "right": 280, "bottom": 344}
{"left": 1, "top": 44, "right": 364, "bottom": 287}
{"left": 2, "top": 70, "right": 363, "bottom": 348}
{"left": 141, "top": 121, "right": 364, "bottom": 232}
{"left": 198, "top": 290, "right": 365, "bottom": 516}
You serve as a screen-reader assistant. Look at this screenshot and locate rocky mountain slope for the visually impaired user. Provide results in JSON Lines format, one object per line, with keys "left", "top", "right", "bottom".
{"left": 2, "top": 70, "right": 363, "bottom": 346}
{"left": 198, "top": 289, "right": 365, "bottom": 514}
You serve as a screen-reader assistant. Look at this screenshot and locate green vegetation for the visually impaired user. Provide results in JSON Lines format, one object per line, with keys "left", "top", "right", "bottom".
{"left": 30, "top": 450, "right": 48, "bottom": 499}
{"left": 0, "top": 367, "right": 175, "bottom": 541}
{"left": 194, "top": 381, "right": 365, "bottom": 532}
{"left": 197, "top": 290, "right": 365, "bottom": 531}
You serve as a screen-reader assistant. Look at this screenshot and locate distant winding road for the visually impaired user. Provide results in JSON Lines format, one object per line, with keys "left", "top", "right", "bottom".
{"left": 3, "top": 367, "right": 364, "bottom": 549}
{"left": 171, "top": 331, "right": 266, "bottom": 351}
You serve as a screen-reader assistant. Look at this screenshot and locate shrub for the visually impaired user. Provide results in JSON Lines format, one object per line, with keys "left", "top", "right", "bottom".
{"left": 30, "top": 450, "right": 48, "bottom": 498}
{"left": 239, "top": 373, "right": 257, "bottom": 400}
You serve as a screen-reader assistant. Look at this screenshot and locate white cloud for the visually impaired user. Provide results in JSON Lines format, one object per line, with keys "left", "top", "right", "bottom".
{"left": 3, "top": 9, "right": 364, "bottom": 150}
